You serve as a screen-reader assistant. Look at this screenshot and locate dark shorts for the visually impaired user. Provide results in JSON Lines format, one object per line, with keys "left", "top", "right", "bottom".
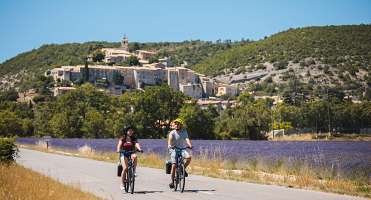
{"left": 120, "top": 151, "right": 133, "bottom": 158}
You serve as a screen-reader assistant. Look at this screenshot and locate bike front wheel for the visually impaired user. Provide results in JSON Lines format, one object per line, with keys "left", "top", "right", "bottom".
{"left": 129, "top": 167, "right": 135, "bottom": 194}
{"left": 179, "top": 164, "right": 185, "bottom": 193}
{"left": 174, "top": 167, "right": 179, "bottom": 192}
{"left": 124, "top": 171, "right": 129, "bottom": 193}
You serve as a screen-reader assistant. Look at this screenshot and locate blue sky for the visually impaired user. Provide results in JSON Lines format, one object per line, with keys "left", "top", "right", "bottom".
{"left": 0, "top": 0, "right": 370, "bottom": 63}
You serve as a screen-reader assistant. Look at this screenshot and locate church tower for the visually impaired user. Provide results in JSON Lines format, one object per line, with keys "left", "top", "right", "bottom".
{"left": 121, "top": 36, "right": 129, "bottom": 51}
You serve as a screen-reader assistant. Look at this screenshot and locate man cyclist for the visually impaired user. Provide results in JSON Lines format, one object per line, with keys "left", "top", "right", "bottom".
{"left": 167, "top": 118, "right": 192, "bottom": 189}
{"left": 116, "top": 126, "right": 143, "bottom": 190}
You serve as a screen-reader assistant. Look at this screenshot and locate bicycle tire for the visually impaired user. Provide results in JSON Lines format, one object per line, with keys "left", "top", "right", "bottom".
{"left": 174, "top": 166, "right": 179, "bottom": 191}
{"left": 130, "top": 167, "right": 135, "bottom": 194}
{"left": 124, "top": 170, "right": 129, "bottom": 193}
{"left": 179, "top": 163, "right": 185, "bottom": 193}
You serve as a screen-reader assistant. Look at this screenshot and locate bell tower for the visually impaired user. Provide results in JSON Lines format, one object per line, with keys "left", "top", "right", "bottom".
{"left": 121, "top": 35, "right": 129, "bottom": 51}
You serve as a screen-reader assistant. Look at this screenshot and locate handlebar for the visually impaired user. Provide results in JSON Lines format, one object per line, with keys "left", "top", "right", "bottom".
{"left": 169, "top": 146, "right": 192, "bottom": 150}
{"left": 119, "top": 149, "right": 143, "bottom": 154}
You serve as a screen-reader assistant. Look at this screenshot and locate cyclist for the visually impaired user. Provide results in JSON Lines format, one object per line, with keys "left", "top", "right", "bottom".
{"left": 167, "top": 118, "right": 193, "bottom": 189}
{"left": 116, "top": 126, "right": 143, "bottom": 190}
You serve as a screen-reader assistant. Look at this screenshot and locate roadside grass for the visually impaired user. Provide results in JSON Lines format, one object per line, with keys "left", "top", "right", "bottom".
{"left": 18, "top": 143, "right": 370, "bottom": 198}
{"left": 0, "top": 163, "right": 102, "bottom": 200}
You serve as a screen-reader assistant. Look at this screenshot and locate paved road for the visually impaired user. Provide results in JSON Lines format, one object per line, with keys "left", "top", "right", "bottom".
{"left": 17, "top": 148, "right": 366, "bottom": 200}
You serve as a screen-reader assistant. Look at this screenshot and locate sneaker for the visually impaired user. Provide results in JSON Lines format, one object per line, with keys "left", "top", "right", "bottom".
{"left": 184, "top": 171, "right": 188, "bottom": 177}
{"left": 134, "top": 173, "right": 137, "bottom": 177}
{"left": 169, "top": 182, "right": 174, "bottom": 189}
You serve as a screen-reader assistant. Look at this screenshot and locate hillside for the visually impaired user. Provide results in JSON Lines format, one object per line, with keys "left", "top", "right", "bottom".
{"left": 1, "top": 25, "right": 370, "bottom": 98}
{"left": 193, "top": 25, "right": 371, "bottom": 76}
{"left": 0, "top": 42, "right": 117, "bottom": 91}
{"left": 192, "top": 24, "right": 371, "bottom": 98}
{"left": 0, "top": 40, "right": 241, "bottom": 91}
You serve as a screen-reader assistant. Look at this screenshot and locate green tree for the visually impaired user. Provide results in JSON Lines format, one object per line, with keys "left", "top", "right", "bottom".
{"left": 82, "top": 60, "right": 90, "bottom": 82}
{"left": 215, "top": 98, "right": 270, "bottom": 140}
{"left": 273, "top": 103, "right": 301, "bottom": 129}
{"left": 148, "top": 56, "right": 159, "bottom": 64}
{"left": 237, "top": 92, "right": 254, "bottom": 105}
{"left": 92, "top": 50, "right": 105, "bottom": 62}
{"left": 0, "top": 138, "right": 19, "bottom": 163}
{"left": 0, "top": 111, "right": 22, "bottom": 136}
{"left": 214, "top": 109, "right": 235, "bottom": 139}
{"left": 130, "top": 42, "right": 141, "bottom": 52}
{"left": 81, "top": 108, "right": 106, "bottom": 138}
{"left": 125, "top": 56, "right": 140, "bottom": 66}
{"left": 301, "top": 100, "right": 328, "bottom": 133}
{"left": 364, "top": 88, "right": 371, "bottom": 100}
{"left": 0, "top": 89, "right": 18, "bottom": 102}
{"left": 49, "top": 112, "right": 70, "bottom": 138}
{"left": 178, "top": 103, "right": 215, "bottom": 139}
{"left": 21, "top": 118, "right": 34, "bottom": 137}
{"left": 131, "top": 85, "right": 186, "bottom": 138}
{"left": 32, "top": 104, "right": 51, "bottom": 137}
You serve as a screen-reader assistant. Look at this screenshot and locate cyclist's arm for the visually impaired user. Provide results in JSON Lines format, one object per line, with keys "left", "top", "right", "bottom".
{"left": 185, "top": 138, "right": 192, "bottom": 149}
{"left": 168, "top": 132, "right": 173, "bottom": 148}
{"left": 116, "top": 139, "right": 122, "bottom": 153}
{"left": 135, "top": 142, "right": 142, "bottom": 152}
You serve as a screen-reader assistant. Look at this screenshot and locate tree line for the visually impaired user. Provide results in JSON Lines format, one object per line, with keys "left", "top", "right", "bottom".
{"left": 0, "top": 83, "right": 370, "bottom": 139}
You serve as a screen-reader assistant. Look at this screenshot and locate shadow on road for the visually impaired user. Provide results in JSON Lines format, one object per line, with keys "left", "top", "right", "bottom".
{"left": 133, "top": 190, "right": 164, "bottom": 194}
{"left": 183, "top": 189, "right": 216, "bottom": 193}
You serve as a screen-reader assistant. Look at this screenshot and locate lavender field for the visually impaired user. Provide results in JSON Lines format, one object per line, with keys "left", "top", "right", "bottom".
{"left": 17, "top": 138, "right": 371, "bottom": 177}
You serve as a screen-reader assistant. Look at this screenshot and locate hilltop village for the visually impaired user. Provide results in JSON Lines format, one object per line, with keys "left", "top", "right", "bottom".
{"left": 47, "top": 37, "right": 238, "bottom": 100}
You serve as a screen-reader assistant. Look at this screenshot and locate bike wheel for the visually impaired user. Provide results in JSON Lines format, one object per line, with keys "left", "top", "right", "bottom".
{"left": 179, "top": 164, "right": 185, "bottom": 193}
{"left": 124, "top": 171, "right": 129, "bottom": 193}
{"left": 174, "top": 168, "right": 179, "bottom": 191}
{"left": 130, "top": 167, "right": 135, "bottom": 194}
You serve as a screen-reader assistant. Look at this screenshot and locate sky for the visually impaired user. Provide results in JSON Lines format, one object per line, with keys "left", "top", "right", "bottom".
{"left": 0, "top": 0, "right": 370, "bottom": 63}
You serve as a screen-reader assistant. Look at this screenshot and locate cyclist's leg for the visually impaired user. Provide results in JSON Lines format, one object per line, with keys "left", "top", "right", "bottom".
{"left": 131, "top": 153, "right": 137, "bottom": 173}
{"left": 171, "top": 163, "right": 176, "bottom": 180}
{"left": 121, "top": 156, "right": 129, "bottom": 182}
{"left": 169, "top": 149, "right": 176, "bottom": 188}
{"left": 182, "top": 150, "right": 192, "bottom": 168}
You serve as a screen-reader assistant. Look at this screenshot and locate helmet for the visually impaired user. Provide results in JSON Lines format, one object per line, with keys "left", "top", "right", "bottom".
{"left": 172, "top": 118, "right": 184, "bottom": 125}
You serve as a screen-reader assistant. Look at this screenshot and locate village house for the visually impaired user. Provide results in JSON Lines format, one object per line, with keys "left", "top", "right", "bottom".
{"left": 46, "top": 37, "right": 237, "bottom": 99}
{"left": 216, "top": 84, "right": 238, "bottom": 97}
{"left": 47, "top": 64, "right": 233, "bottom": 99}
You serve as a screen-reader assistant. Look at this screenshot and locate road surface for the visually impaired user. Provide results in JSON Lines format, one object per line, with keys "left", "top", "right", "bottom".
{"left": 17, "top": 148, "right": 366, "bottom": 200}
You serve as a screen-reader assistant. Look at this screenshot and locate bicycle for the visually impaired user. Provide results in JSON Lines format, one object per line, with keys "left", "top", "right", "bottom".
{"left": 119, "top": 150, "right": 141, "bottom": 194}
{"left": 170, "top": 146, "right": 191, "bottom": 193}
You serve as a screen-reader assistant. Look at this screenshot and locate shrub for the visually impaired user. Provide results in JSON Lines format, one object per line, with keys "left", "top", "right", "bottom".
{"left": 256, "top": 63, "right": 266, "bottom": 70}
{"left": 273, "top": 61, "right": 288, "bottom": 70}
{"left": 0, "top": 138, "right": 19, "bottom": 163}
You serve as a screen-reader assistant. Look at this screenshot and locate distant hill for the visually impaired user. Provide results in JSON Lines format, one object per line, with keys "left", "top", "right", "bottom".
{"left": 193, "top": 24, "right": 371, "bottom": 76}
{"left": 0, "top": 40, "right": 242, "bottom": 91}
{"left": 192, "top": 24, "right": 371, "bottom": 98}
{"left": 0, "top": 42, "right": 117, "bottom": 77}
{"left": 1, "top": 25, "right": 370, "bottom": 98}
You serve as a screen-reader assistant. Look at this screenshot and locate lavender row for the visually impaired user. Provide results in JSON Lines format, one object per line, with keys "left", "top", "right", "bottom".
{"left": 17, "top": 138, "right": 371, "bottom": 173}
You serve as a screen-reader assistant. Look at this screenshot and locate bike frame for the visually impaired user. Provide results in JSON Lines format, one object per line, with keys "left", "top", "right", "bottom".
{"left": 172, "top": 147, "right": 188, "bottom": 193}
{"left": 120, "top": 150, "right": 136, "bottom": 194}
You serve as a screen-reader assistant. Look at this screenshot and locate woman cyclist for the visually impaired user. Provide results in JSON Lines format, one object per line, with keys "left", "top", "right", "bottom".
{"left": 116, "top": 126, "right": 143, "bottom": 190}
